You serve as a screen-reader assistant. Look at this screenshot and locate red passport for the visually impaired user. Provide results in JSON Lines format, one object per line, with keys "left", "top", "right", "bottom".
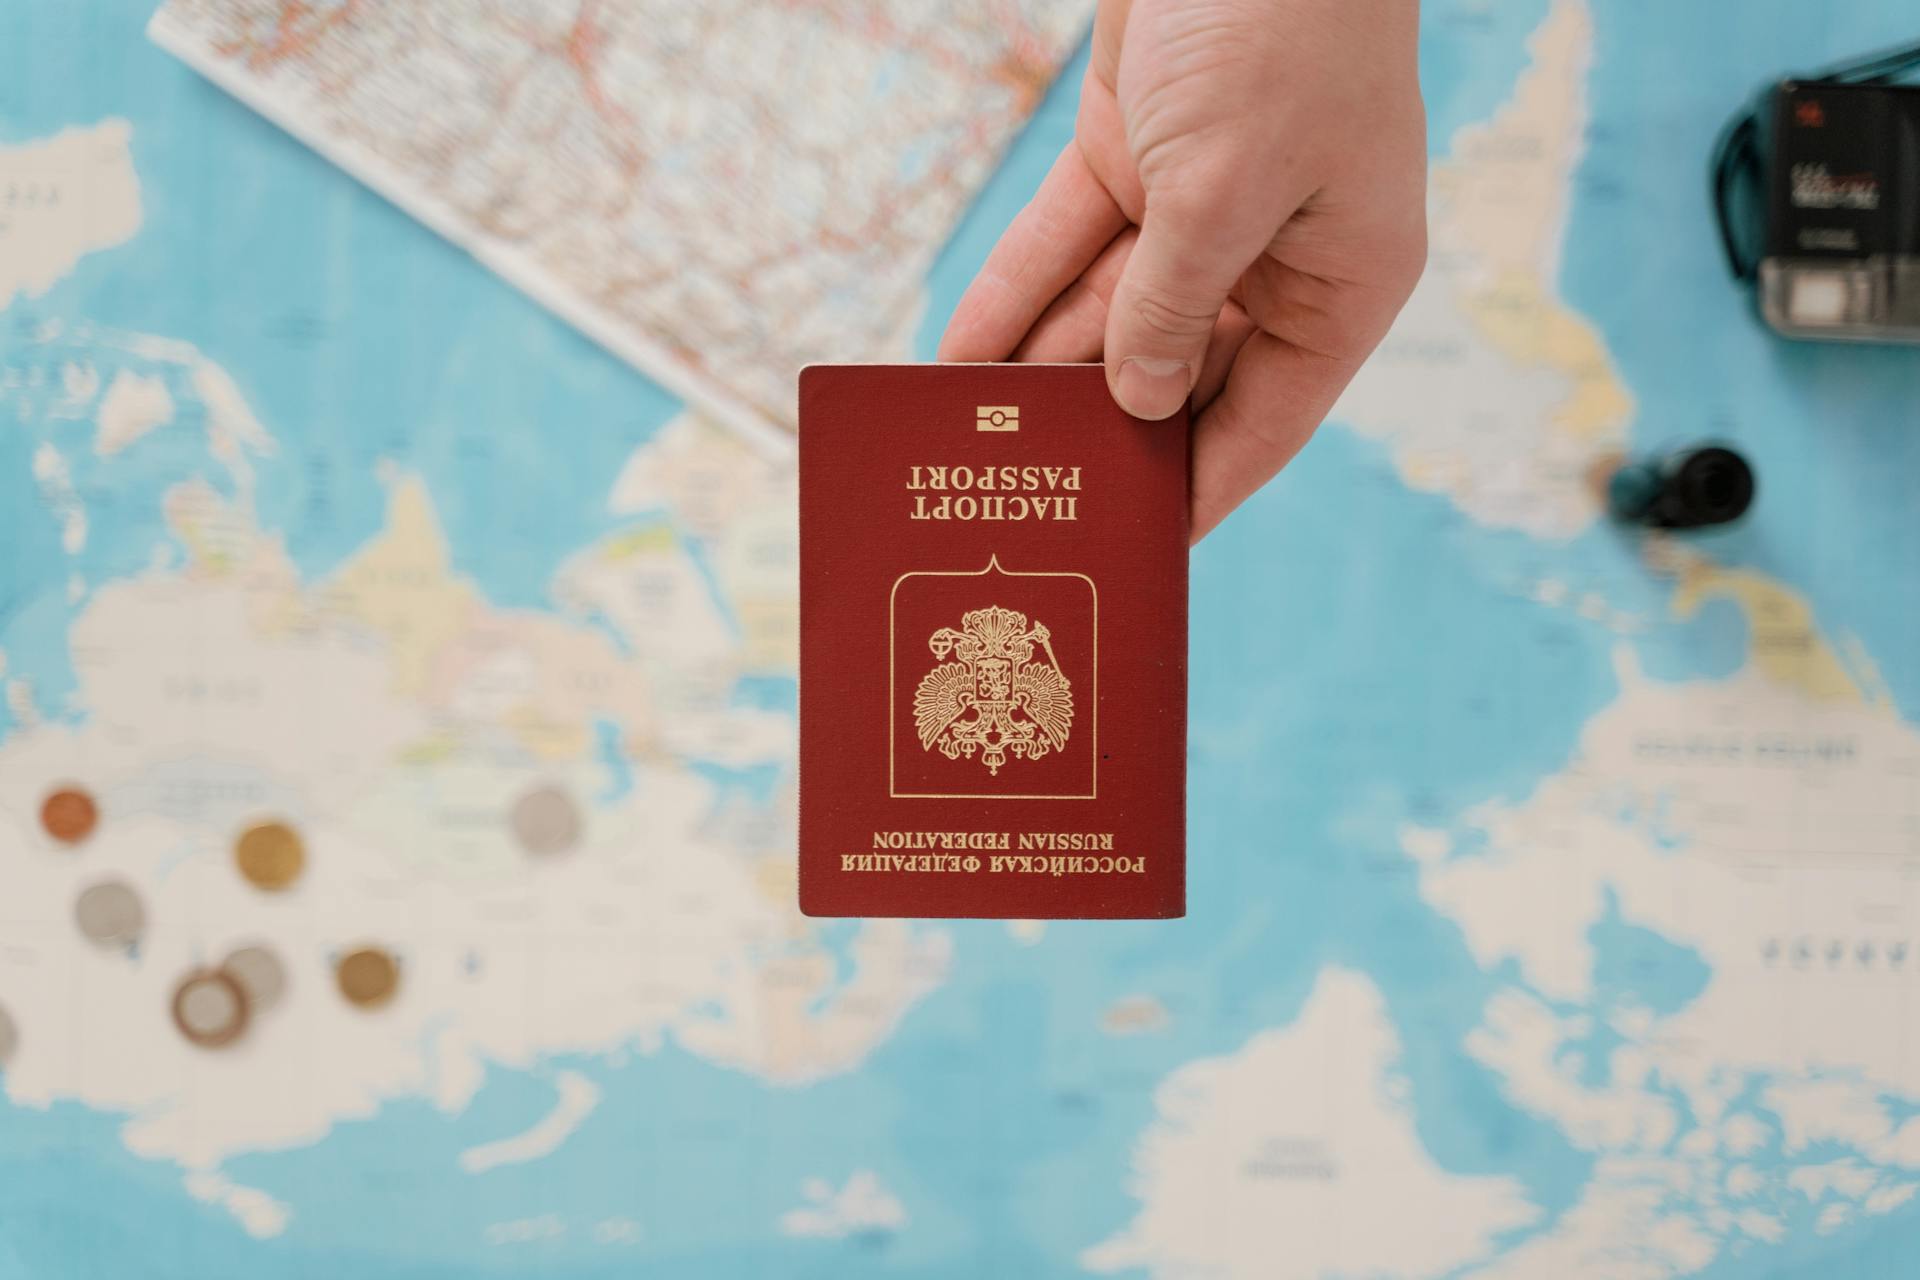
{"left": 799, "top": 364, "right": 1188, "bottom": 919}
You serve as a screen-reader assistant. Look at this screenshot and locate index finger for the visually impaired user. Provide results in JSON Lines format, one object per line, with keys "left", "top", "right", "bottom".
{"left": 937, "top": 142, "right": 1128, "bottom": 362}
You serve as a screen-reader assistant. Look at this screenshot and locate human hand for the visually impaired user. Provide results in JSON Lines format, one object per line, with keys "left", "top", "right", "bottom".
{"left": 939, "top": 0, "right": 1427, "bottom": 541}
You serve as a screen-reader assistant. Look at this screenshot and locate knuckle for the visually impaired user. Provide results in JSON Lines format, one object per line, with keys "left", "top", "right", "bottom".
{"left": 1298, "top": 290, "right": 1396, "bottom": 366}
{"left": 1125, "top": 280, "right": 1219, "bottom": 343}
{"left": 1317, "top": 308, "right": 1386, "bottom": 365}
{"left": 1019, "top": 195, "right": 1074, "bottom": 252}
{"left": 1347, "top": 221, "right": 1428, "bottom": 324}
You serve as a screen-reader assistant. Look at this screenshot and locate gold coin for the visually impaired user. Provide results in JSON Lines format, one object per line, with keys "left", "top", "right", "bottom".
{"left": 171, "top": 968, "right": 248, "bottom": 1049}
{"left": 40, "top": 786, "right": 98, "bottom": 846}
{"left": 234, "top": 820, "right": 305, "bottom": 891}
{"left": 335, "top": 946, "right": 399, "bottom": 1009}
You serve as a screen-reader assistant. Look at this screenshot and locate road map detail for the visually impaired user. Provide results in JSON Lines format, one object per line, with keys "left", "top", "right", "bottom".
{"left": 149, "top": 0, "right": 1092, "bottom": 446}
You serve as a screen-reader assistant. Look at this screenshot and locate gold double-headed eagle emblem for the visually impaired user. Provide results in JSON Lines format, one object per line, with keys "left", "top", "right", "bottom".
{"left": 912, "top": 605, "right": 1073, "bottom": 775}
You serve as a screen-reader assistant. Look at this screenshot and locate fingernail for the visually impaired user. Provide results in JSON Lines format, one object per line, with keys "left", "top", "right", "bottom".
{"left": 1114, "top": 357, "right": 1192, "bottom": 420}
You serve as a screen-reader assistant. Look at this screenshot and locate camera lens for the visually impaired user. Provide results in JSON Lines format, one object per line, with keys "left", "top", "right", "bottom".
{"left": 1675, "top": 447, "right": 1754, "bottom": 525}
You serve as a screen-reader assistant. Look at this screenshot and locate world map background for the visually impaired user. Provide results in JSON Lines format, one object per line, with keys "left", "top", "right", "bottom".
{"left": 5, "top": 1, "right": 1920, "bottom": 1277}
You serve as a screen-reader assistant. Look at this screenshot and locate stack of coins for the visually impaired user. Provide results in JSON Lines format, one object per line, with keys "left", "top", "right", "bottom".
{"left": 167, "top": 943, "right": 292, "bottom": 1050}
{"left": 170, "top": 968, "right": 249, "bottom": 1049}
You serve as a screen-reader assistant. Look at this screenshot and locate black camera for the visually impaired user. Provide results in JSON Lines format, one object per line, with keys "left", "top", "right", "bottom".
{"left": 1715, "top": 43, "right": 1920, "bottom": 341}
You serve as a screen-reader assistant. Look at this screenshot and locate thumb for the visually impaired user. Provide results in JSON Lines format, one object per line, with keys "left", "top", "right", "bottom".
{"left": 1104, "top": 198, "right": 1243, "bottom": 420}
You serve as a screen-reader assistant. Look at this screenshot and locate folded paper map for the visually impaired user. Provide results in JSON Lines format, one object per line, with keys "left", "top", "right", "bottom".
{"left": 150, "top": 0, "right": 1093, "bottom": 448}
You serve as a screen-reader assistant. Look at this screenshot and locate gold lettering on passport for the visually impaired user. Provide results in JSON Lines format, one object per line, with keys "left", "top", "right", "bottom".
{"left": 906, "top": 464, "right": 1081, "bottom": 521}
{"left": 913, "top": 605, "right": 1073, "bottom": 776}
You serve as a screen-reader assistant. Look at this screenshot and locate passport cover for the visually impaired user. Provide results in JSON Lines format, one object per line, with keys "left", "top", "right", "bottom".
{"left": 799, "top": 364, "right": 1188, "bottom": 918}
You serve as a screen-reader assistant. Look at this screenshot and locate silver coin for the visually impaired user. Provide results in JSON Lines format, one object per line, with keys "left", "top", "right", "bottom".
{"left": 73, "top": 879, "right": 145, "bottom": 950}
{"left": 172, "top": 969, "right": 247, "bottom": 1048}
{"left": 0, "top": 1003, "right": 17, "bottom": 1068}
{"left": 509, "top": 784, "right": 582, "bottom": 857}
{"left": 221, "top": 944, "right": 288, "bottom": 1013}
